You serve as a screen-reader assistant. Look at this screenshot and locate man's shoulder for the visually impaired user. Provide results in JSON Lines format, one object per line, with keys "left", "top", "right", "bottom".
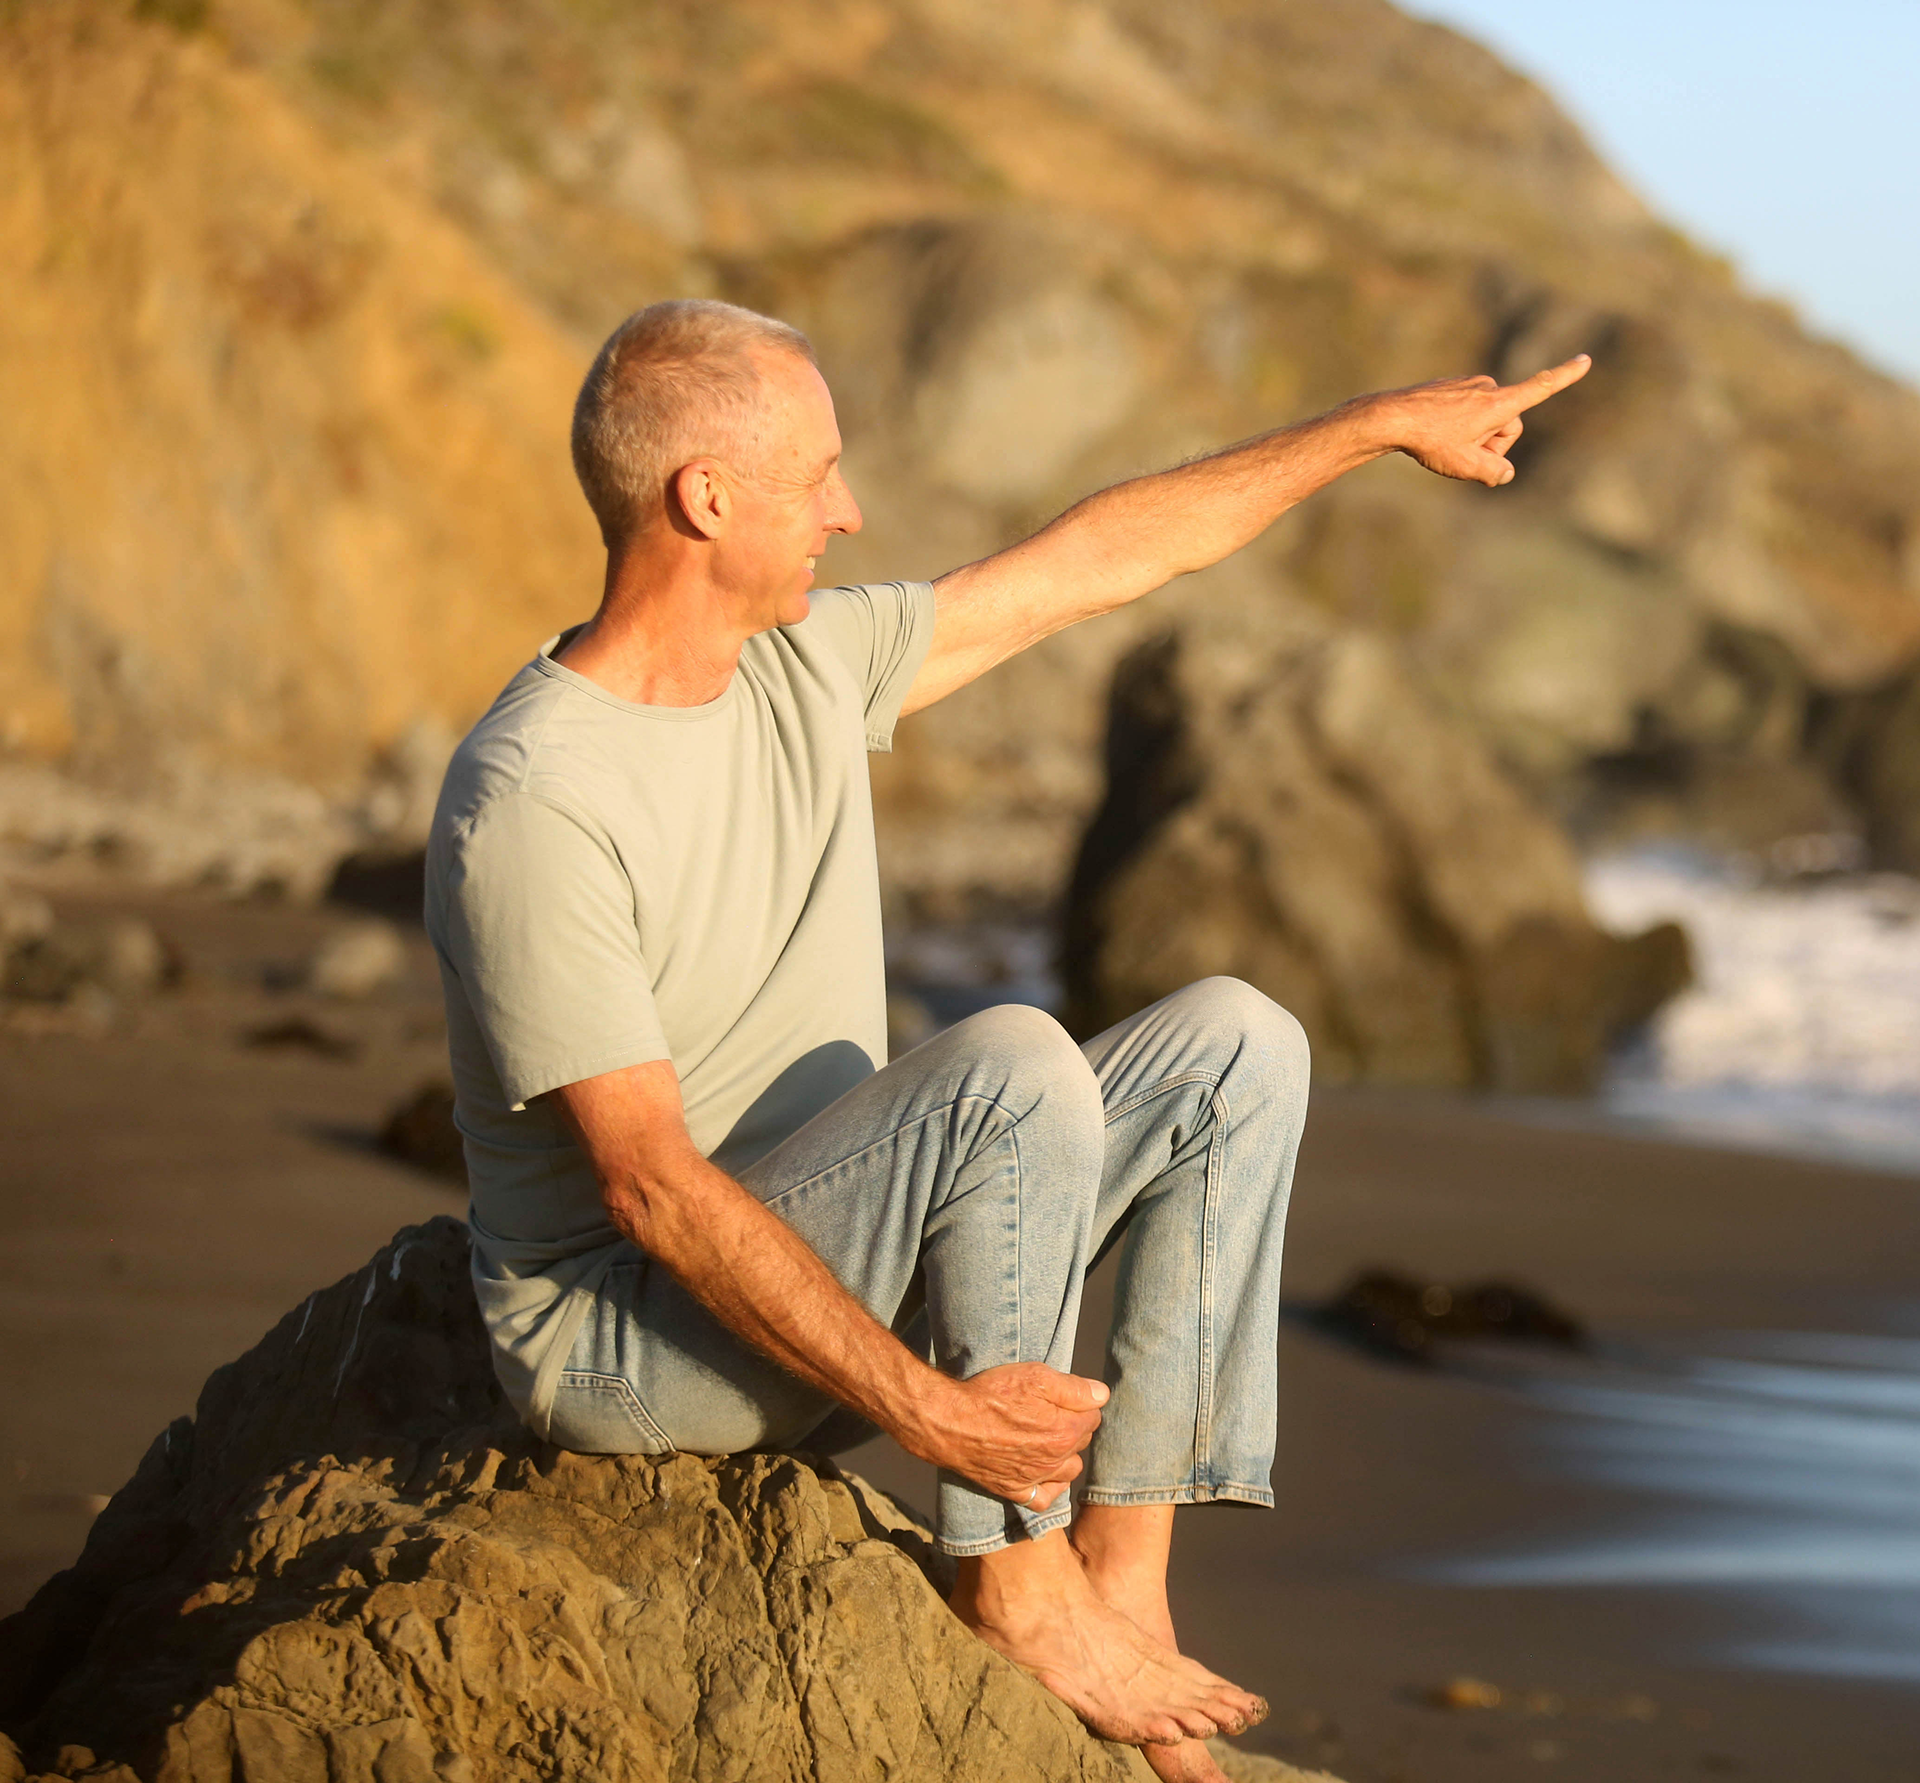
{"left": 432, "top": 663, "right": 601, "bottom": 847}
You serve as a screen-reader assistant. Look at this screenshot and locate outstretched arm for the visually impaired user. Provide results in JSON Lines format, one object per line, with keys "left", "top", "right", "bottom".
{"left": 900, "top": 355, "right": 1591, "bottom": 713}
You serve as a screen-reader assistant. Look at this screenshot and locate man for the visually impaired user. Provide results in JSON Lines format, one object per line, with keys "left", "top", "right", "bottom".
{"left": 426, "top": 298, "right": 1588, "bottom": 1781}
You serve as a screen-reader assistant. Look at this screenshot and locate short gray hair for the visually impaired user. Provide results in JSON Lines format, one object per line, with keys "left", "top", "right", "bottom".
{"left": 570, "top": 299, "right": 816, "bottom": 545}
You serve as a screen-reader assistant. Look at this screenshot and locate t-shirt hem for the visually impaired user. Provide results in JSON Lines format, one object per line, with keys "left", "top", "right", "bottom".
{"left": 502, "top": 1040, "right": 675, "bottom": 1111}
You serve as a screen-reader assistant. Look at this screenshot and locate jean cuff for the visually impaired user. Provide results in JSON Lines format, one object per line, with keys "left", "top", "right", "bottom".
{"left": 937, "top": 1501, "right": 1075, "bottom": 1557}
{"left": 1075, "top": 1482, "right": 1274, "bottom": 1509}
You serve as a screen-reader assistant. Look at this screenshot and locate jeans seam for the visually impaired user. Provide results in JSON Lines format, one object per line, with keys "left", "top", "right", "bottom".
{"left": 1100, "top": 1070, "right": 1222, "bottom": 1127}
{"left": 1195, "top": 1083, "right": 1230, "bottom": 1477}
{"left": 762, "top": 1092, "right": 1028, "bottom": 1208}
{"left": 1077, "top": 1483, "right": 1273, "bottom": 1507}
{"left": 556, "top": 1368, "right": 674, "bottom": 1452}
{"left": 1010, "top": 1113, "right": 1025, "bottom": 1372}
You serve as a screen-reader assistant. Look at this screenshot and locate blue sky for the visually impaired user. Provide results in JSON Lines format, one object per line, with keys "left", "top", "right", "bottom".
{"left": 1410, "top": 1, "right": 1920, "bottom": 387}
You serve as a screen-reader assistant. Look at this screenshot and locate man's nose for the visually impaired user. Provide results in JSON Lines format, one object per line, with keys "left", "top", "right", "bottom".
{"left": 827, "top": 469, "right": 863, "bottom": 535}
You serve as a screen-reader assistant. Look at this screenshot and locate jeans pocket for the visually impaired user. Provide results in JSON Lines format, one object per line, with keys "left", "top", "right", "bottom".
{"left": 547, "top": 1368, "right": 676, "bottom": 1456}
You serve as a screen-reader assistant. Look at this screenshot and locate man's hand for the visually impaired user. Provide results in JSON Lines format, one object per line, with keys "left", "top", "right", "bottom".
{"left": 900, "top": 1361, "right": 1108, "bottom": 1512}
{"left": 1371, "top": 354, "right": 1591, "bottom": 488}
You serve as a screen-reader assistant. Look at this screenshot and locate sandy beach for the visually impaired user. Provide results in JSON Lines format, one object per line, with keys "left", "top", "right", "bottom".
{"left": 4, "top": 885, "right": 1918, "bottom": 1780}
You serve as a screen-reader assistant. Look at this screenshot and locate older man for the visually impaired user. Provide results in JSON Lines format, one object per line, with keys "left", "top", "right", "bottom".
{"left": 426, "top": 298, "right": 1586, "bottom": 1778}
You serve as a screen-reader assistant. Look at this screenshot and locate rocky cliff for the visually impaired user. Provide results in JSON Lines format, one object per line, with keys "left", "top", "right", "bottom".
{"left": 5, "top": 0, "right": 1918, "bottom": 1033}
{"left": 0, "top": 1216, "right": 1325, "bottom": 1783}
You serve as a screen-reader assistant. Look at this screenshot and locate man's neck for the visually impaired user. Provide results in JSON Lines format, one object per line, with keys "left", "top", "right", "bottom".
{"left": 554, "top": 549, "right": 749, "bottom": 708}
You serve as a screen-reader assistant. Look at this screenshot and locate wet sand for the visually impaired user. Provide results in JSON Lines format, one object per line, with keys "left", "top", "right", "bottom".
{"left": 4, "top": 886, "right": 1919, "bottom": 1778}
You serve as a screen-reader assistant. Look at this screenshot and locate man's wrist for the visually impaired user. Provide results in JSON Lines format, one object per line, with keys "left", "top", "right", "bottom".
{"left": 1325, "top": 389, "right": 1405, "bottom": 462}
{"left": 885, "top": 1360, "right": 962, "bottom": 1464}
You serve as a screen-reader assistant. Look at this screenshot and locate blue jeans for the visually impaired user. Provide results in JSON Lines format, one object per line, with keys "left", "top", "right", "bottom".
{"left": 547, "top": 978, "right": 1310, "bottom": 1557}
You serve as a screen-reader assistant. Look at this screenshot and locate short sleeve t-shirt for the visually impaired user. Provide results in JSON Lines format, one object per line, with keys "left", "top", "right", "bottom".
{"left": 424, "top": 581, "right": 937, "bottom": 1430}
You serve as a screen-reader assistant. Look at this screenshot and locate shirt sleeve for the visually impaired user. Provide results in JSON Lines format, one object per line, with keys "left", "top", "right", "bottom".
{"left": 436, "top": 791, "right": 672, "bottom": 1109}
{"left": 798, "top": 580, "right": 938, "bottom": 752}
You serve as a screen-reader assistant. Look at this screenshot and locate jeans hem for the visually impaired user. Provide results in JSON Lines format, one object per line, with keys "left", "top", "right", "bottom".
{"left": 1076, "top": 1482, "right": 1274, "bottom": 1509}
{"left": 938, "top": 1504, "right": 1075, "bottom": 1557}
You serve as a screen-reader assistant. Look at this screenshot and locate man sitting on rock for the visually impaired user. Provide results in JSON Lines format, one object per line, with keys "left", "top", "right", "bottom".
{"left": 426, "top": 299, "right": 1586, "bottom": 1780}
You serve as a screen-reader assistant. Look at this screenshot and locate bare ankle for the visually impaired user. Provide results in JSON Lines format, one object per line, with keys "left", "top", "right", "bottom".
{"left": 952, "top": 1529, "right": 1084, "bottom": 1629}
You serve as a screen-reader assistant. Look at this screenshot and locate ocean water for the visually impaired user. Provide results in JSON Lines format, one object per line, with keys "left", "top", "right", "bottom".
{"left": 1586, "top": 847, "right": 1920, "bottom": 1174}
{"left": 1412, "top": 1324, "right": 1920, "bottom": 1685}
{"left": 1430, "top": 852, "right": 1920, "bottom": 1682}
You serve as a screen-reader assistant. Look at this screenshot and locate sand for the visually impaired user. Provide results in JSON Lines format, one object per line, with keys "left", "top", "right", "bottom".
{"left": 4, "top": 884, "right": 1918, "bottom": 1779}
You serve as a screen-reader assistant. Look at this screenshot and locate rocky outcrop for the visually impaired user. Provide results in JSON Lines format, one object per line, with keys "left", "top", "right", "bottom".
{"left": 0, "top": 1217, "right": 1328, "bottom": 1783}
{"left": 1062, "top": 613, "right": 1689, "bottom": 1090}
{"left": 6, "top": 0, "right": 1918, "bottom": 999}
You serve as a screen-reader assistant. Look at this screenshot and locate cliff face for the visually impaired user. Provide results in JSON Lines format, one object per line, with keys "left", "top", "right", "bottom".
{"left": 5, "top": 0, "right": 1919, "bottom": 893}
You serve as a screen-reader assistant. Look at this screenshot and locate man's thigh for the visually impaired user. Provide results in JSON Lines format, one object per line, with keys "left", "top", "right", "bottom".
{"left": 553, "top": 1013, "right": 1023, "bottom": 1455}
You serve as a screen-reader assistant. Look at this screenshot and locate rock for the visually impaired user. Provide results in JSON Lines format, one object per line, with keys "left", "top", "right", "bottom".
{"left": 0, "top": 912, "right": 176, "bottom": 1009}
{"left": 378, "top": 1079, "right": 466, "bottom": 1182}
{"left": 1817, "top": 662, "right": 1920, "bottom": 875}
{"left": 1427, "top": 1678, "right": 1503, "bottom": 1712}
{"left": 0, "top": 1217, "right": 1318, "bottom": 1783}
{"left": 0, "top": 884, "right": 53, "bottom": 950}
{"left": 1312, "top": 1271, "right": 1586, "bottom": 1367}
{"left": 239, "top": 1016, "right": 362, "bottom": 1062}
{"left": 307, "top": 920, "right": 407, "bottom": 1001}
{"left": 1206, "top": 1745, "right": 1341, "bottom": 1783}
{"left": 89, "top": 919, "right": 176, "bottom": 998}
{"left": 1062, "top": 618, "right": 1691, "bottom": 1091}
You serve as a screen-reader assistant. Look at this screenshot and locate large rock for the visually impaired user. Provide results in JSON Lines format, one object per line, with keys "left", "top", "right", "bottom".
{"left": 0, "top": 1218, "right": 1329, "bottom": 1783}
{"left": 1062, "top": 613, "right": 1689, "bottom": 1091}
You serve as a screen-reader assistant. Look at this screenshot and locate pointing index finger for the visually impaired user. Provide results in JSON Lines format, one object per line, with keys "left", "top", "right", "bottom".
{"left": 1503, "top": 353, "right": 1591, "bottom": 414}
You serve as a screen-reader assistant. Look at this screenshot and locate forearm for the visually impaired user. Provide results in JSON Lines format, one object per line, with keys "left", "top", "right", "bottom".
{"left": 604, "top": 1151, "right": 955, "bottom": 1455}
{"left": 910, "top": 399, "right": 1391, "bottom": 708}
{"left": 1020, "top": 398, "right": 1391, "bottom": 617}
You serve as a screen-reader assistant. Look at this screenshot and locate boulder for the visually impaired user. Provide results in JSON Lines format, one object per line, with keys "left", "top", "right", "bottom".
{"left": 1063, "top": 615, "right": 1689, "bottom": 1091}
{"left": 0, "top": 1217, "right": 1331, "bottom": 1783}
{"left": 307, "top": 919, "right": 407, "bottom": 1002}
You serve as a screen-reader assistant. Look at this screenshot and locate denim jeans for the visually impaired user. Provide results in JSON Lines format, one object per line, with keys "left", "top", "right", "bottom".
{"left": 546, "top": 977, "right": 1311, "bottom": 1557}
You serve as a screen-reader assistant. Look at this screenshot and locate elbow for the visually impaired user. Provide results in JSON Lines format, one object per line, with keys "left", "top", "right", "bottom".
{"left": 600, "top": 1170, "right": 668, "bottom": 1254}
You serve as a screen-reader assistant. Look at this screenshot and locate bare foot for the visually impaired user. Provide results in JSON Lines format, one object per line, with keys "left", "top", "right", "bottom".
{"left": 1072, "top": 1510, "right": 1233, "bottom": 1783}
{"left": 950, "top": 1532, "right": 1266, "bottom": 1747}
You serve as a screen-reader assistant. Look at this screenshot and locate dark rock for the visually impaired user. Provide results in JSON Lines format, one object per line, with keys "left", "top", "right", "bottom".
{"left": 1313, "top": 1269, "right": 1587, "bottom": 1366}
{"left": 0, "top": 916, "right": 178, "bottom": 1006}
{"left": 238, "top": 1016, "right": 361, "bottom": 1061}
{"left": 1062, "top": 620, "right": 1690, "bottom": 1092}
{"left": 1814, "top": 664, "right": 1920, "bottom": 876}
{"left": 378, "top": 1079, "right": 466, "bottom": 1182}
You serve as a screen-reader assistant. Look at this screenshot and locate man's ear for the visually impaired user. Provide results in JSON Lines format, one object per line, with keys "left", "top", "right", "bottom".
{"left": 669, "top": 460, "right": 730, "bottom": 541}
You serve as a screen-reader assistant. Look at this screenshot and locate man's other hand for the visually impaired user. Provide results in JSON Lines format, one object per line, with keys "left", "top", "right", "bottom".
{"left": 1375, "top": 354, "right": 1592, "bottom": 488}
{"left": 909, "top": 1362, "right": 1108, "bottom": 1511}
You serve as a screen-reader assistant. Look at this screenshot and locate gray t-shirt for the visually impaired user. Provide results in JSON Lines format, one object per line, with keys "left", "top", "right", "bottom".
{"left": 425, "top": 581, "right": 937, "bottom": 1431}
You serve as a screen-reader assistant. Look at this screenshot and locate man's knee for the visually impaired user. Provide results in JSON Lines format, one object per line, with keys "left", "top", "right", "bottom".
{"left": 1169, "top": 976, "right": 1311, "bottom": 1086}
{"left": 948, "top": 1001, "right": 1103, "bottom": 1120}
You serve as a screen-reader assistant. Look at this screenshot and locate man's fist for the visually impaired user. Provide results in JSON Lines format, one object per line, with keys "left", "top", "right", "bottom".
{"left": 902, "top": 1361, "right": 1108, "bottom": 1512}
